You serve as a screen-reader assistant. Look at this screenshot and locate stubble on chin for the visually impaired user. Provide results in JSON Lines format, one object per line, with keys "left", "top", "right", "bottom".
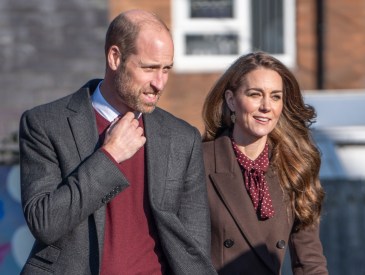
{"left": 114, "top": 70, "right": 160, "bottom": 114}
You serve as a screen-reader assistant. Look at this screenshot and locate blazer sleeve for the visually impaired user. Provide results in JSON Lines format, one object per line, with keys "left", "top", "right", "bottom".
{"left": 177, "top": 127, "right": 212, "bottom": 256}
{"left": 19, "top": 109, "right": 129, "bottom": 245}
{"left": 289, "top": 221, "right": 328, "bottom": 275}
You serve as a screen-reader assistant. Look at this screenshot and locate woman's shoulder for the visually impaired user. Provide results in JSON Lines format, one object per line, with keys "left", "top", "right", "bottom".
{"left": 202, "top": 139, "right": 214, "bottom": 160}
{"left": 202, "top": 133, "right": 232, "bottom": 165}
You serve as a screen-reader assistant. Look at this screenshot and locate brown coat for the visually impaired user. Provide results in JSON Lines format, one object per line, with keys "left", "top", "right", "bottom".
{"left": 203, "top": 132, "right": 328, "bottom": 275}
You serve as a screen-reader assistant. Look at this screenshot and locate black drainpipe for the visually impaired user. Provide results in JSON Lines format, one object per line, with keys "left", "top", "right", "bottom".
{"left": 316, "top": 0, "right": 325, "bottom": 89}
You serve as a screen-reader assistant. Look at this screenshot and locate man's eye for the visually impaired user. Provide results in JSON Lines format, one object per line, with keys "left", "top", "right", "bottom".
{"left": 163, "top": 68, "right": 171, "bottom": 74}
{"left": 143, "top": 67, "right": 154, "bottom": 72}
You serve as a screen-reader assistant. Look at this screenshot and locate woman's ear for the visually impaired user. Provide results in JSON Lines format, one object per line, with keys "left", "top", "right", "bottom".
{"left": 107, "top": 45, "right": 121, "bottom": 71}
{"left": 224, "top": 89, "right": 235, "bottom": 112}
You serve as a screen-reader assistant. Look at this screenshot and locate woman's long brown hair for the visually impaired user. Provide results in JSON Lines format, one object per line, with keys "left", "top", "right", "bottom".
{"left": 202, "top": 52, "right": 324, "bottom": 229}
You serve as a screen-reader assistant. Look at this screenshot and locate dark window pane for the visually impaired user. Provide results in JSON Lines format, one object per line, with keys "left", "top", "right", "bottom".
{"left": 251, "top": 0, "right": 284, "bottom": 54}
{"left": 186, "top": 34, "right": 238, "bottom": 55}
{"left": 190, "top": 0, "right": 233, "bottom": 18}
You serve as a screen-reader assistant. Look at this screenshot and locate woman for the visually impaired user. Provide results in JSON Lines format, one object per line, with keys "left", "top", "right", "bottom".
{"left": 202, "top": 52, "right": 328, "bottom": 275}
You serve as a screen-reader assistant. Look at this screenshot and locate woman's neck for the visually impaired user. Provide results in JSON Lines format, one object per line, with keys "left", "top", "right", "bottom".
{"left": 232, "top": 129, "right": 267, "bottom": 160}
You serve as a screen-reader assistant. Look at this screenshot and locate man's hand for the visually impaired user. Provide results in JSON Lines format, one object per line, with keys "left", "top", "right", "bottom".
{"left": 102, "top": 112, "right": 146, "bottom": 163}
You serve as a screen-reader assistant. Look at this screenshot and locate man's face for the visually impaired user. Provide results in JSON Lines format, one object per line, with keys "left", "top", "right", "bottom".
{"left": 114, "top": 28, "right": 174, "bottom": 114}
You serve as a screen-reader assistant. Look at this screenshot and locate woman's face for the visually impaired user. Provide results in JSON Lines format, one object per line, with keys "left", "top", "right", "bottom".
{"left": 225, "top": 68, "right": 284, "bottom": 144}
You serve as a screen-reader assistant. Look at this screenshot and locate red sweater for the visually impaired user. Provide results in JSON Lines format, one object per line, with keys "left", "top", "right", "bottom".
{"left": 96, "top": 111, "right": 167, "bottom": 275}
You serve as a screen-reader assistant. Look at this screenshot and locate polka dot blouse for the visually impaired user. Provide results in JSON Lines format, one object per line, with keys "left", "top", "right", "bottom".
{"left": 231, "top": 138, "right": 275, "bottom": 219}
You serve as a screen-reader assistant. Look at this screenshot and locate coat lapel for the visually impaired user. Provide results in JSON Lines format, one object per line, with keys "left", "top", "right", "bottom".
{"left": 143, "top": 109, "right": 170, "bottom": 207}
{"left": 66, "top": 80, "right": 106, "bottom": 265}
{"left": 209, "top": 134, "right": 277, "bottom": 273}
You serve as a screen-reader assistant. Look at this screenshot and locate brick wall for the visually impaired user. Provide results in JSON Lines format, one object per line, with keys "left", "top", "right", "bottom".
{"left": 325, "top": 0, "right": 365, "bottom": 89}
{"left": 295, "top": 0, "right": 318, "bottom": 90}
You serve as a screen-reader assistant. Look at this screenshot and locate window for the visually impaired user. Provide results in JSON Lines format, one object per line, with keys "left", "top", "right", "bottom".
{"left": 172, "top": 0, "right": 295, "bottom": 73}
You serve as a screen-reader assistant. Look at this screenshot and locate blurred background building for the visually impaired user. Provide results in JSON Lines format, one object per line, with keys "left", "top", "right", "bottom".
{"left": 1, "top": 0, "right": 364, "bottom": 274}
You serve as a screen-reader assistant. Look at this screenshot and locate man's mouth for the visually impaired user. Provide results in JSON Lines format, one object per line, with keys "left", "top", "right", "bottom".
{"left": 142, "top": 91, "right": 160, "bottom": 103}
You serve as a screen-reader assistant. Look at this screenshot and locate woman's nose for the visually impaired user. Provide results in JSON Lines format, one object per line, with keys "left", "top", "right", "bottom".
{"left": 260, "top": 97, "right": 271, "bottom": 112}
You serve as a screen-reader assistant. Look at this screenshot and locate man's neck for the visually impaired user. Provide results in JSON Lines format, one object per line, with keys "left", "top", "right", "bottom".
{"left": 99, "top": 80, "right": 132, "bottom": 116}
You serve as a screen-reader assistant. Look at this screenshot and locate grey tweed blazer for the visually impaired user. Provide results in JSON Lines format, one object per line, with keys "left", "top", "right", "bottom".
{"left": 19, "top": 79, "right": 216, "bottom": 275}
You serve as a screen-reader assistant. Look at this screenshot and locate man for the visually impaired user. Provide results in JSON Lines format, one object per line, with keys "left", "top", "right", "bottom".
{"left": 19, "top": 9, "right": 215, "bottom": 275}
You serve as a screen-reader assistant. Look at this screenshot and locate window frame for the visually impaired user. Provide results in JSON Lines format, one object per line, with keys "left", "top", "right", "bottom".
{"left": 171, "top": 0, "right": 296, "bottom": 73}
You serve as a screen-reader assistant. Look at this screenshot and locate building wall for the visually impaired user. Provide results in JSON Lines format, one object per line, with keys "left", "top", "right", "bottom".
{"left": 285, "top": 0, "right": 365, "bottom": 90}
{"left": 295, "top": 0, "right": 318, "bottom": 90}
{"left": 325, "top": 0, "right": 365, "bottom": 89}
{"left": 0, "top": 0, "right": 108, "bottom": 144}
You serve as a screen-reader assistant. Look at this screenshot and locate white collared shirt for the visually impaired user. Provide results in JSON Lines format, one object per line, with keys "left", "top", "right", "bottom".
{"left": 91, "top": 81, "right": 119, "bottom": 122}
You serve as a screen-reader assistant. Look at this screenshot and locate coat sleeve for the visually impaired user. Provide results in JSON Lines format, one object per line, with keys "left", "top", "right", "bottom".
{"left": 289, "top": 221, "right": 328, "bottom": 275}
{"left": 19, "top": 109, "right": 129, "bottom": 245}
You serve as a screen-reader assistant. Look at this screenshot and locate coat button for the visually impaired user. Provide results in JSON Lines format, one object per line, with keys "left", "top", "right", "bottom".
{"left": 223, "top": 239, "right": 234, "bottom": 248}
{"left": 276, "top": 240, "right": 286, "bottom": 249}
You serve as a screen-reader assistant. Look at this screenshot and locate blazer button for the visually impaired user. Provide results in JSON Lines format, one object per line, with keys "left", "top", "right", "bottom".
{"left": 276, "top": 240, "right": 286, "bottom": 249}
{"left": 224, "top": 239, "right": 234, "bottom": 248}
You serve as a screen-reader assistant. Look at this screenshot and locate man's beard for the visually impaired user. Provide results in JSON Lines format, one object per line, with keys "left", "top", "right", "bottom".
{"left": 113, "top": 66, "right": 161, "bottom": 114}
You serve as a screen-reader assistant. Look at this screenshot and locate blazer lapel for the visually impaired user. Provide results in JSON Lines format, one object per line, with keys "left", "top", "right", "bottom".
{"left": 66, "top": 81, "right": 106, "bottom": 265}
{"left": 143, "top": 109, "right": 170, "bottom": 207}
{"left": 66, "top": 87, "right": 100, "bottom": 161}
{"left": 209, "top": 134, "right": 276, "bottom": 273}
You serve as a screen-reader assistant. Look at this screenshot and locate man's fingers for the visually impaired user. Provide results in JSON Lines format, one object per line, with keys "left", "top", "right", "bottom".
{"left": 107, "top": 116, "right": 121, "bottom": 133}
{"left": 108, "top": 112, "right": 140, "bottom": 134}
{"left": 102, "top": 111, "right": 145, "bottom": 163}
{"left": 121, "top": 112, "right": 135, "bottom": 122}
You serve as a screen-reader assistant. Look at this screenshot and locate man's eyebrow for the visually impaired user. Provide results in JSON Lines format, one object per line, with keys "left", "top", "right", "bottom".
{"left": 138, "top": 61, "right": 174, "bottom": 68}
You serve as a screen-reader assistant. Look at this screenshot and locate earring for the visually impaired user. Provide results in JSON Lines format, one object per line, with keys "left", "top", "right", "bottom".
{"left": 230, "top": 112, "right": 236, "bottom": 124}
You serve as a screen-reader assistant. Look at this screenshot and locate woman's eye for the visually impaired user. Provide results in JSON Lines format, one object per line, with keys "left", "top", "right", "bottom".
{"left": 272, "top": 94, "right": 282, "bottom": 101}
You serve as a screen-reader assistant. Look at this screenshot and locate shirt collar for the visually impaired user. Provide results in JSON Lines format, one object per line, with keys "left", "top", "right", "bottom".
{"left": 91, "top": 81, "right": 120, "bottom": 122}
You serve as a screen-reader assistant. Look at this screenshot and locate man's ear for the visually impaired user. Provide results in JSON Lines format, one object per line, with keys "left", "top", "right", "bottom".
{"left": 107, "top": 45, "right": 121, "bottom": 71}
{"left": 224, "top": 89, "right": 235, "bottom": 112}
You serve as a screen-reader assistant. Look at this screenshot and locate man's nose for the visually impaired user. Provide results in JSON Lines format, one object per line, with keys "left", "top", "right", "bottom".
{"left": 151, "top": 70, "right": 166, "bottom": 91}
